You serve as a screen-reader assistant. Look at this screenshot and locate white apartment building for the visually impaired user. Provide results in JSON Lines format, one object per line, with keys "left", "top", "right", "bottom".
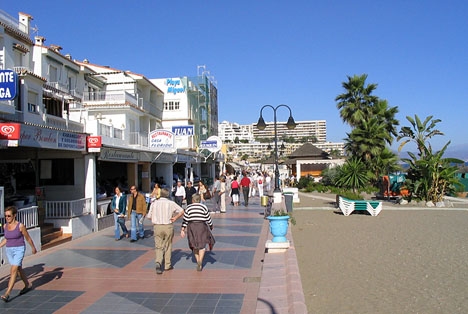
{"left": 252, "top": 120, "right": 327, "bottom": 143}
{"left": 218, "top": 120, "right": 254, "bottom": 142}
{"left": 220, "top": 120, "right": 344, "bottom": 162}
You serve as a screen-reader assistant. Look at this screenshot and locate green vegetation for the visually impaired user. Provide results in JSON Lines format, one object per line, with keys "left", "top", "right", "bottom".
{"left": 297, "top": 76, "right": 463, "bottom": 205}
{"left": 398, "top": 115, "right": 463, "bottom": 202}
{"left": 335, "top": 74, "right": 400, "bottom": 185}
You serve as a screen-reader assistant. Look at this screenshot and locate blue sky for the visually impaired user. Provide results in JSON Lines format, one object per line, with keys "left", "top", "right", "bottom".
{"left": 4, "top": 0, "right": 468, "bottom": 154}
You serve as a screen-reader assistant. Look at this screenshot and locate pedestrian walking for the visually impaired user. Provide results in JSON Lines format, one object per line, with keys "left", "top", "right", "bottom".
{"left": 185, "top": 181, "right": 197, "bottom": 205}
{"left": 180, "top": 194, "right": 215, "bottom": 271}
{"left": 0, "top": 206, "right": 37, "bottom": 302}
{"left": 146, "top": 188, "right": 184, "bottom": 274}
{"left": 128, "top": 185, "right": 146, "bottom": 242}
{"left": 111, "top": 186, "right": 128, "bottom": 240}
{"left": 172, "top": 180, "right": 185, "bottom": 207}
{"left": 212, "top": 175, "right": 221, "bottom": 212}
{"left": 231, "top": 176, "right": 240, "bottom": 206}
{"left": 240, "top": 172, "right": 251, "bottom": 206}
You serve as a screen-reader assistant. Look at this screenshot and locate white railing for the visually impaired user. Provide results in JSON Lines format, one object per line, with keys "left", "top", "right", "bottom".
{"left": 129, "top": 132, "right": 148, "bottom": 146}
{"left": 45, "top": 81, "right": 70, "bottom": 94}
{"left": 46, "top": 114, "right": 85, "bottom": 132}
{"left": 45, "top": 198, "right": 92, "bottom": 219}
{"left": 83, "top": 90, "right": 138, "bottom": 107}
{"left": 0, "top": 206, "right": 38, "bottom": 235}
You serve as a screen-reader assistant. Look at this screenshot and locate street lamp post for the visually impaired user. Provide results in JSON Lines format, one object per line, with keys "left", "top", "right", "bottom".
{"left": 256, "top": 104, "right": 296, "bottom": 202}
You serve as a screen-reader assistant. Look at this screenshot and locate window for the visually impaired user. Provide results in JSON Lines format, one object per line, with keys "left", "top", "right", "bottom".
{"left": 27, "top": 91, "right": 38, "bottom": 113}
{"left": 39, "top": 159, "right": 74, "bottom": 185}
{"left": 49, "top": 65, "right": 58, "bottom": 82}
{"left": 164, "top": 101, "right": 180, "bottom": 111}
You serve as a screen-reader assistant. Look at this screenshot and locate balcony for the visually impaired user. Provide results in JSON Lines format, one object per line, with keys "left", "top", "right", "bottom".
{"left": 44, "top": 82, "right": 82, "bottom": 102}
{"left": 46, "top": 115, "right": 84, "bottom": 133}
{"left": 83, "top": 90, "right": 137, "bottom": 107}
{"left": 129, "top": 132, "right": 148, "bottom": 147}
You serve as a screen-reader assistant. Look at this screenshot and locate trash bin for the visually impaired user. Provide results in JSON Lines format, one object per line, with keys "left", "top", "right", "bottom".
{"left": 283, "top": 192, "right": 294, "bottom": 213}
{"left": 261, "top": 195, "right": 269, "bottom": 207}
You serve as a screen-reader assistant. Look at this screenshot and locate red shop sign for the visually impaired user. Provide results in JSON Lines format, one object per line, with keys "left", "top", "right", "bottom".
{"left": 0, "top": 123, "right": 21, "bottom": 140}
{"left": 87, "top": 136, "right": 102, "bottom": 148}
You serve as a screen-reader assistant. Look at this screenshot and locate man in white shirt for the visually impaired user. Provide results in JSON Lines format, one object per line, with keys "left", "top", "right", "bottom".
{"left": 173, "top": 180, "right": 186, "bottom": 207}
{"left": 146, "top": 188, "right": 184, "bottom": 274}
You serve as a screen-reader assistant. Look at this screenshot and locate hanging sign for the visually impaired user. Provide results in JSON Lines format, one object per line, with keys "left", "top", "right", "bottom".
{"left": 87, "top": 136, "right": 102, "bottom": 152}
{"left": 149, "top": 129, "right": 175, "bottom": 150}
{"left": 200, "top": 136, "right": 222, "bottom": 152}
{"left": 0, "top": 123, "right": 21, "bottom": 140}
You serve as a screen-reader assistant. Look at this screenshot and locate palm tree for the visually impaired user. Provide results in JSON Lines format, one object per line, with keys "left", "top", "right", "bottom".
{"left": 335, "top": 157, "right": 369, "bottom": 193}
{"left": 335, "top": 74, "right": 379, "bottom": 127}
{"left": 372, "top": 99, "right": 399, "bottom": 139}
{"left": 344, "top": 117, "right": 391, "bottom": 161}
{"left": 397, "top": 115, "right": 444, "bottom": 157}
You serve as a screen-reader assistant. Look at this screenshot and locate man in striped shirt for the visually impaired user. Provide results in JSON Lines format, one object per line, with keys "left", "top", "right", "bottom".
{"left": 146, "top": 188, "right": 184, "bottom": 274}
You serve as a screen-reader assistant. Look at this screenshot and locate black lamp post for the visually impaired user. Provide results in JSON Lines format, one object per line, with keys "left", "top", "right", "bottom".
{"left": 256, "top": 104, "right": 296, "bottom": 194}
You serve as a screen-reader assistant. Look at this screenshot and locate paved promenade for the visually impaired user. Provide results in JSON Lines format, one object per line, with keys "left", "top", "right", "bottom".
{"left": 0, "top": 197, "right": 306, "bottom": 314}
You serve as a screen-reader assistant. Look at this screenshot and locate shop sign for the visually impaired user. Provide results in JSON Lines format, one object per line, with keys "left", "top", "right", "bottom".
{"left": 58, "top": 132, "right": 86, "bottom": 151}
{"left": 17, "top": 124, "right": 85, "bottom": 151}
{"left": 172, "top": 125, "right": 194, "bottom": 136}
{"left": 200, "top": 136, "right": 222, "bottom": 153}
{"left": 149, "top": 129, "right": 174, "bottom": 150}
{"left": 0, "top": 70, "right": 17, "bottom": 100}
{"left": 87, "top": 136, "right": 102, "bottom": 152}
{"left": 0, "top": 123, "right": 21, "bottom": 140}
{"left": 99, "top": 148, "right": 140, "bottom": 162}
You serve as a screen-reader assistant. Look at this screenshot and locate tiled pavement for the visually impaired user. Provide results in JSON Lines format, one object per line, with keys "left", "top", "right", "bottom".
{"left": 0, "top": 198, "right": 306, "bottom": 314}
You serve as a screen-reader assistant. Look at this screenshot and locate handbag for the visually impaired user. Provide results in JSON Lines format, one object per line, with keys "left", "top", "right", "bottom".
{"left": 204, "top": 190, "right": 211, "bottom": 200}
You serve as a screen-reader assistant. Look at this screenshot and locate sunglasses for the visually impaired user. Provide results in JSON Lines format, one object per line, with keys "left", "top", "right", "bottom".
{"left": 5, "top": 215, "right": 12, "bottom": 217}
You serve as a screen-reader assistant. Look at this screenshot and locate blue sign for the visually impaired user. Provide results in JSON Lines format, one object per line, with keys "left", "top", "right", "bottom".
{"left": 172, "top": 125, "right": 194, "bottom": 136}
{"left": 0, "top": 70, "right": 17, "bottom": 101}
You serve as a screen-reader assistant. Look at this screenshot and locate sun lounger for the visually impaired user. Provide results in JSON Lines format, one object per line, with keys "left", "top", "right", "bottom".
{"left": 338, "top": 196, "right": 383, "bottom": 216}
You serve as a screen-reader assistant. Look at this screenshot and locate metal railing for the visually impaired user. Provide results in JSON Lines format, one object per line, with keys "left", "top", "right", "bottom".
{"left": 0, "top": 206, "right": 39, "bottom": 235}
{"left": 45, "top": 198, "right": 92, "bottom": 219}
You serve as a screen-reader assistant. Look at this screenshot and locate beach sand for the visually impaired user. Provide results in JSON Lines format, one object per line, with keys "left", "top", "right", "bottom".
{"left": 292, "top": 192, "right": 468, "bottom": 313}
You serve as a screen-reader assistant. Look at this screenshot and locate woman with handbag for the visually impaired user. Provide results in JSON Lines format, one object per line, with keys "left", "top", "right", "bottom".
{"left": 112, "top": 186, "right": 128, "bottom": 240}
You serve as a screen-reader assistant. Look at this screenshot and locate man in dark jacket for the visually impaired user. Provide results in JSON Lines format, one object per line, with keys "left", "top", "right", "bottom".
{"left": 185, "top": 181, "right": 197, "bottom": 205}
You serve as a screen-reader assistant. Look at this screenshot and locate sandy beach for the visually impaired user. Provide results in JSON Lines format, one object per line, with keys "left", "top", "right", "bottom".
{"left": 292, "top": 192, "right": 468, "bottom": 313}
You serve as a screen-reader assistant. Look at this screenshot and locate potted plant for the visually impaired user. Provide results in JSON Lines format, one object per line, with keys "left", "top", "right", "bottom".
{"left": 267, "top": 209, "right": 295, "bottom": 243}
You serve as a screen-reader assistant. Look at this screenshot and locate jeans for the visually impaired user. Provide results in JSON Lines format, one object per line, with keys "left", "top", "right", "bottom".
{"left": 242, "top": 187, "right": 250, "bottom": 206}
{"left": 114, "top": 213, "right": 128, "bottom": 239}
{"left": 130, "top": 211, "right": 144, "bottom": 240}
